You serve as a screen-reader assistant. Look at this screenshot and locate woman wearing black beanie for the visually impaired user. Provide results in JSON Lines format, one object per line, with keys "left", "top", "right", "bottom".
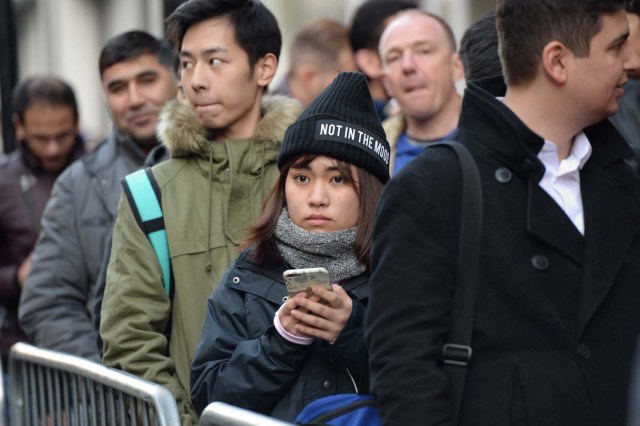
{"left": 190, "top": 72, "right": 389, "bottom": 421}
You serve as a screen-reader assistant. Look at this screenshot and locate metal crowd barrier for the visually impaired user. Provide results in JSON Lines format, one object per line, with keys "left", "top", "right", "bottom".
{"left": 199, "top": 402, "right": 294, "bottom": 426}
{"left": 9, "top": 343, "right": 180, "bottom": 426}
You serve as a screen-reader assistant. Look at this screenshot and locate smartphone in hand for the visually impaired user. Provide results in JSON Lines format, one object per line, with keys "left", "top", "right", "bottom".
{"left": 283, "top": 267, "right": 332, "bottom": 298}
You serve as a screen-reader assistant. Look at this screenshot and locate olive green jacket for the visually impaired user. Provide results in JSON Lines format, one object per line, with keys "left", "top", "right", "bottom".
{"left": 100, "top": 96, "right": 302, "bottom": 426}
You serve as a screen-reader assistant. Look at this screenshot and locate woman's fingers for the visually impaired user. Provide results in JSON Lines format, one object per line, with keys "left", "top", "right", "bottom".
{"left": 278, "top": 293, "right": 313, "bottom": 337}
{"left": 291, "top": 308, "right": 335, "bottom": 330}
{"left": 294, "top": 322, "right": 338, "bottom": 343}
{"left": 291, "top": 285, "right": 354, "bottom": 343}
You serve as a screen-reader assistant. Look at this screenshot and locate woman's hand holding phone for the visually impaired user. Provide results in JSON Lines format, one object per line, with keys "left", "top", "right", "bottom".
{"left": 289, "top": 284, "right": 353, "bottom": 344}
{"left": 280, "top": 267, "right": 353, "bottom": 343}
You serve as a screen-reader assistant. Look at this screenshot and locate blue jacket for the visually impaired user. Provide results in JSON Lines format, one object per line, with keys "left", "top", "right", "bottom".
{"left": 190, "top": 250, "right": 369, "bottom": 421}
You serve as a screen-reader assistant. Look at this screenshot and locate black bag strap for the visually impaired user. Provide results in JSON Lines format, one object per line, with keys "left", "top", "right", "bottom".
{"left": 436, "top": 141, "right": 483, "bottom": 425}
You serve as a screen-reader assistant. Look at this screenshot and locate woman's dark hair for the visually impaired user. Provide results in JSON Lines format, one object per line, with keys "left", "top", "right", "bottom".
{"left": 243, "top": 154, "right": 384, "bottom": 270}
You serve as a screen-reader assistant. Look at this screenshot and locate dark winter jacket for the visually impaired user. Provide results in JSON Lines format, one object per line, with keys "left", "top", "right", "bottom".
{"left": 0, "top": 139, "right": 84, "bottom": 363}
{"left": 190, "top": 250, "right": 370, "bottom": 422}
{"left": 366, "top": 77, "right": 640, "bottom": 426}
{"left": 18, "top": 131, "right": 147, "bottom": 362}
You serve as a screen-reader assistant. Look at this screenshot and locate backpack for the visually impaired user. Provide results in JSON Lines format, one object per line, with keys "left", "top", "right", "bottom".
{"left": 121, "top": 167, "right": 174, "bottom": 300}
{"left": 295, "top": 394, "right": 380, "bottom": 426}
{"left": 294, "top": 141, "right": 483, "bottom": 426}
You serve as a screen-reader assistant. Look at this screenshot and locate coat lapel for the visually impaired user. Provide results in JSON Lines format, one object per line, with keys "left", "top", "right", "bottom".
{"left": 576, "top": 159, "right": 640, "bottom": 337}
{"left": 526, "top": 181, "right": 584, "bottom": 265}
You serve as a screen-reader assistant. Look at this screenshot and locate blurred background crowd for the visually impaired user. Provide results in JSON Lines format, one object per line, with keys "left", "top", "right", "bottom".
{"left": 0, "top": 0, "right": 493, "bottom": 154}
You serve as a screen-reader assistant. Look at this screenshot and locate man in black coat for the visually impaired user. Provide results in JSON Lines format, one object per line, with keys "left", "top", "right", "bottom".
{"left": 366, "top": 0, "right": 640, "bottom": 425}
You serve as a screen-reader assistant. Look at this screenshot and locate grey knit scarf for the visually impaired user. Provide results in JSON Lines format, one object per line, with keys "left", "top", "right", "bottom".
{"left": 274, "top": 209, "right": 366, "bottom": 282}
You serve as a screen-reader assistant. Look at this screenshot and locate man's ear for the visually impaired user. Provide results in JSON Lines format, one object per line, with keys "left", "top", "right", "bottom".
{"left": 256, "top": 53, "right": 278, "bottom": 88}
{"left": 354, "top": 48, "right": 383, "bottom": 79}
{"left": 451, "top": 52, "right": 465, "bottom": 82}
{"left": 541, "top": 41, "right": 568, "bottom": 85}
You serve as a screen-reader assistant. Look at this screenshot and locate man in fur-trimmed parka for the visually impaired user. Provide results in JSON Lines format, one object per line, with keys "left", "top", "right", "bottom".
{"left": 100, "top": 1, "right": 302, "bottom": 425}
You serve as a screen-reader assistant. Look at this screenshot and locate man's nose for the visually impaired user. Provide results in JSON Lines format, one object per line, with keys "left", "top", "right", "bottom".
{"left": 128, "top": 84, "right": 144, "bottom": 107}
{"left": 401, "top": 51, "right": 416, "bottom": 72}
{"left": 44, "top": 140, "right": 63, "bottom": 157}
{"left": 189, "top": 62, "right": 209, "bottom": 92}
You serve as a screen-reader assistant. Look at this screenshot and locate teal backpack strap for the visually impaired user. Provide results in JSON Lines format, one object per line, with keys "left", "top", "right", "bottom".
{"left": 122, "top": 168, "right": 173, "bottom": 298}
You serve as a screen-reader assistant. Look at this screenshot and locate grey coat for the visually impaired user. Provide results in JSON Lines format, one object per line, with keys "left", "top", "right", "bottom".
{"left": 18, "top": 131, "right": 147, "bottom": 362}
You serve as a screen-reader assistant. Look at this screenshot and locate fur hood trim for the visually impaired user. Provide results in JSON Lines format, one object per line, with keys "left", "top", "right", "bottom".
{"left": 156, "top": 95, "right": 302, "bottom": 158}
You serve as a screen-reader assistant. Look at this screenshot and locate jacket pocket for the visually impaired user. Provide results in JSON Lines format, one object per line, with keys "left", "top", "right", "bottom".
{"left": 169, "top": 233, "right": 232, "bottom": 292}
{"left": 169, "top": 232, "right": 227, "bottom": 258}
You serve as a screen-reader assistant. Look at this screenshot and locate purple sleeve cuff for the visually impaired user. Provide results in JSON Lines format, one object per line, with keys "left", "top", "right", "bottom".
{"left": 273, "top": 308, "right": 314, "bottom": 346}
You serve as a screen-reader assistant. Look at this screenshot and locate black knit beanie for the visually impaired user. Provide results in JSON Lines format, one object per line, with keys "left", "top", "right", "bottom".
{"left": 278, "top": 72, "right": 390, "bottom": 183}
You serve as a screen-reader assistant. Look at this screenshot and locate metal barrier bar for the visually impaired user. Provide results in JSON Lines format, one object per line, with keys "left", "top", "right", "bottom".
{"left": 199, "top": 402, "right": 294, "bottom": 426}
{"left": 9, "top": 343, "right": 180, "bottom": 426}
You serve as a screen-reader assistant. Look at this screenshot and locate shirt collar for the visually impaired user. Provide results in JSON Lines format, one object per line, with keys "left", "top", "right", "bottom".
{"left": 538, "top": 131, "right": 592, "bottom": 175}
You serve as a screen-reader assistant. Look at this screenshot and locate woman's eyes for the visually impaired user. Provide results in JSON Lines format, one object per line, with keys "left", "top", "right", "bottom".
{"left": 292, "top": 174, "right": 345, "bottom": 184}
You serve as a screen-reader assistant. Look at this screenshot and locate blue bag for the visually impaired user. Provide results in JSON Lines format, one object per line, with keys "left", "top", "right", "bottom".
{"left": 294, "top": 394, "right": 381, "bottom": 425}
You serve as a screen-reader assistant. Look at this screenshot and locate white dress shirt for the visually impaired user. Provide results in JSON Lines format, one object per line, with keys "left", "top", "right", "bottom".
{"left": 537, "top": 132, "right": 592, "bottom": 235}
